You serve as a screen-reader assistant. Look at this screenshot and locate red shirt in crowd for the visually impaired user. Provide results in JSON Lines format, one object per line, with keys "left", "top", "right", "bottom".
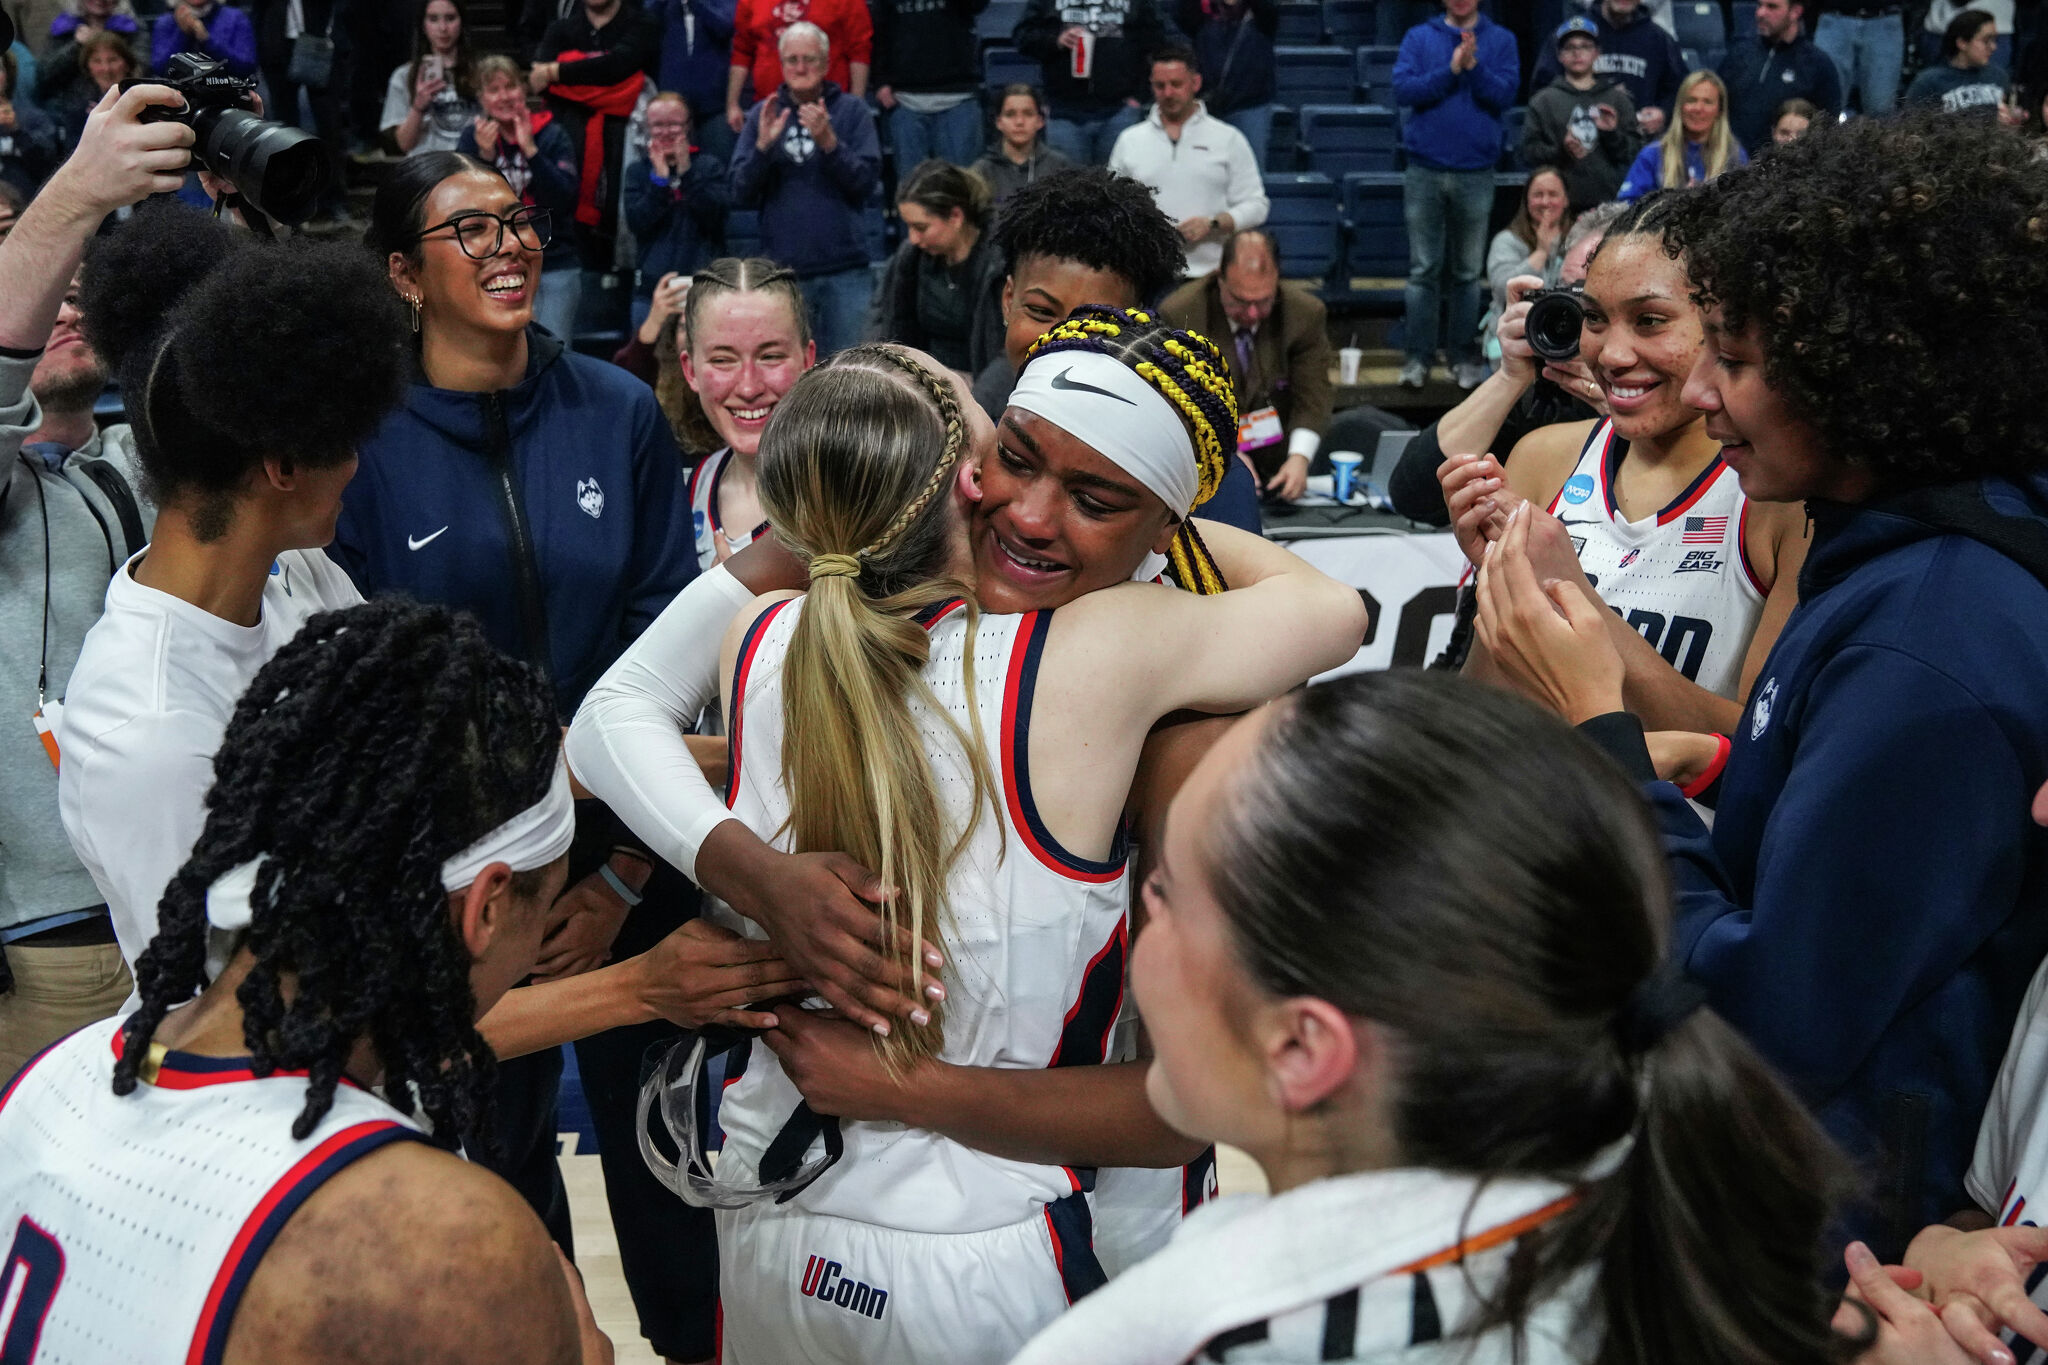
{"left": 729, "top": 0, "right": 873, "bottom": 104}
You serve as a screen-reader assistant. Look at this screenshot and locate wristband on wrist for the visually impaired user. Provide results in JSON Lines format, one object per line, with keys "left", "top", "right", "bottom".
{"left": 598, "top": 861, "right": 644, "bottom": 907}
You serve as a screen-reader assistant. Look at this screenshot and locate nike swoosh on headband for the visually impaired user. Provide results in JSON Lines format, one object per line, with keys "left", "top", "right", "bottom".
{"left": 1050, "top": 366, "right": 1136, "bottom": 406}
{"left": 408, "top": 526, "right": 450, "bottom": 551}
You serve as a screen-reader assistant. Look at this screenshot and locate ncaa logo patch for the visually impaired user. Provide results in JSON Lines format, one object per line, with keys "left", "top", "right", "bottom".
{"left": 576, "top": 478, "right": 605, "bottom": 519}
{"left": 1561, "top": 473, "right": 1595, "bottom": 505}
{"left": 1751, "top": 678, "right": 1778, "bottom": 740}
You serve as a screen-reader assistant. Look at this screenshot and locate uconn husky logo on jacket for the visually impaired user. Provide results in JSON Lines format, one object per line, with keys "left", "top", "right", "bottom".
{"left": 802, "top": 1254, "right": 889, "bottom": 1319}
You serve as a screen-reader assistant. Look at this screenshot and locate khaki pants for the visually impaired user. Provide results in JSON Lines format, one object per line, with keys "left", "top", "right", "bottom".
{"left": 0, "top": 940, "right": 131, "bottom": 1082}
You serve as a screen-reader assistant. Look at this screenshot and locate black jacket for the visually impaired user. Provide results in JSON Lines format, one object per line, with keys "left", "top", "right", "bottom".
{"left": 873, "top": 0, "right": 992, "bottom": 94}
{"left": 252, "top": 0, "right": 340, "bottom": 71}
{"left": 1175, "top": 0, "right": 1277, "bottom": 115}
{"left": 1014, "top": 0, "right": 1167, "bottom": 117}
{"left": 1717, "top": 34, "right": 1842, "bottom": 153}
{"left": 623, "top": 148, "right": 729, "bottom": 293}
{"left": 864, "top": 233, "right": 1008, "bottom": 374}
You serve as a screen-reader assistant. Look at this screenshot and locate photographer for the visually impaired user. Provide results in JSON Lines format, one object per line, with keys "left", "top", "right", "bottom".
{"left": 0, "top": 82, "right": 167, "bottom": 1078}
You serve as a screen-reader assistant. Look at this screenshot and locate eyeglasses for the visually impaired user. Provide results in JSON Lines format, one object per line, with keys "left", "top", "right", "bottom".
{"left": 417, "top": 206, "right": 552, "bottom": 259}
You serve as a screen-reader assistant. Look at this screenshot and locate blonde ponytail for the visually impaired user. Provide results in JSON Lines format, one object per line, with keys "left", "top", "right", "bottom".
{"left": 756, "top": 346, "right": 999, "bottom": 1067}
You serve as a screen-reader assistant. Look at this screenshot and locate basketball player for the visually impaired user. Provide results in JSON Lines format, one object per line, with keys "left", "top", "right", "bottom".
{"left": 697, "top": 343, "right": 1365, "bottom": 1364}
{"left": 0, "top": 600, "right": 614, "bottom": 1364}
{"left": 1009, "top": 672, "right": 1869, "bottom": 1364}
{"left": 1436, "top": 193, "right": 1809, "bottom": 736}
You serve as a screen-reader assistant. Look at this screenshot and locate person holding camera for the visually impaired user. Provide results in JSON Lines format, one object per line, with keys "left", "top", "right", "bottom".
{"left": 382, "top": 0, "right": 481, "bottom": 156}
{"left": 1434, "top": 192, "right": 1808, "bottom": 736}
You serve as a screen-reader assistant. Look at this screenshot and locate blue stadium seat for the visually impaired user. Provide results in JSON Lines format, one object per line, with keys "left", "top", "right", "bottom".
{"left": 1299, "top": 103, "right": 1401, "bottom": 176}
{"left": 1274, "top": 46, "right": 1357, "bottom": 106}
{"left": 1353, "top": 44, "right": 1400, "bottom": 100}
{"left": 1500, "top": 104, "right": 1527, "bottom": 169}
{"left": 1276, "top": 1, "right": 1325, "bottom": 43}
{"left": 983, "top": 45, "right": 1039, "bottom": 92}
{"left": 1269, "top": 105, "right": 1300, "bottom": 171}
{"left": 1341, "top": 171, "right": 1408, "bottom": 278}
{"left": 1323, "top": 0, "right": 1377, "bottom": 47}
{"left": 726, "top": 210, "right": 761, "bottom": 259}
{"left": 978, "top": 0, "right": 1026, "bottom": 45}
{"left": 1674, "top": 0, "right": 1728, "bottom": 68}
{"left": 1730, "top": 0, "right": 1758, "bottom": 43}
{"left": 1261, "top": 172, "right": 1342, "bottom": 279}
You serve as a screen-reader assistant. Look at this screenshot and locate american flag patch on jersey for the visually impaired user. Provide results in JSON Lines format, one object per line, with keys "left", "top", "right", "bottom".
{"left": 1682, "top": 516, "right": 1728, "bottom": 543}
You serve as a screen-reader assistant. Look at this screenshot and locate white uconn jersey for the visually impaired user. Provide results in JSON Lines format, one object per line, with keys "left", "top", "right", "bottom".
{"left": 0, "top": 1018, "right": 425, "bottom": 1364}
{"left": 688, "top": 448, "right": 769, "bottom": 571}
{"left": 716, "top": 597, "right": 1130, "bottom": 1247}
{"left": 1550, "top": 420, "right": 1765, "bottom": 701}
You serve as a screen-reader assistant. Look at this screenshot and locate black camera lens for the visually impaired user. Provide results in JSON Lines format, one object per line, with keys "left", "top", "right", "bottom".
{"left": 1524, "top": 287, "right": 1586, "bottom": 364}
{"left": 195, "top": 108, "right": 330, "bottom": 226}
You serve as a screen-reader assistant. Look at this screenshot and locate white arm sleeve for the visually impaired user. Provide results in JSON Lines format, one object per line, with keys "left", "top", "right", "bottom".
{"left": 566, "top": 563, "right": 756, "bottom": 884}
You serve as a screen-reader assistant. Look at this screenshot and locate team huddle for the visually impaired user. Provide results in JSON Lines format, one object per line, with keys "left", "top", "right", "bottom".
{"left": 2, "top": 75, "right": 2048, "bottom": 1365}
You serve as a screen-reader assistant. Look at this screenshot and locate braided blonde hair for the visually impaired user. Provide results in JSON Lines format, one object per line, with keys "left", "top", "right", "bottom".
{"left": 1023, "top": 306, "right": 1237, "bottom": 594}
{"left": 754, "top": 345, "right": 997, "bottom": 1068}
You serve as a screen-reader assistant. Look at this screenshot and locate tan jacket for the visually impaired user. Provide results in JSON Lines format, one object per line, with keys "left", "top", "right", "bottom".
{"left": 1160, "top": 274, "right": 1334, "bottom": 448}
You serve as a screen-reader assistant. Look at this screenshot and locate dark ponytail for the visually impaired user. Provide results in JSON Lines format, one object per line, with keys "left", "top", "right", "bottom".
{"left": 1208, "top": 672, "right": 1864, "bottom": 1363}
{"left": 111, "top": 599, "right": 561, "bottom": 1151}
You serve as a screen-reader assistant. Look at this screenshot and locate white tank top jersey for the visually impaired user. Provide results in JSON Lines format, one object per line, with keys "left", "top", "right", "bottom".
{"left": 713, "top": 596, "right": 1131, "bottom": 1279}
{"left": 1967, "top": 958, "right": 2048, "bottom": 1363}
{"left": 688, "top": 448, "right": 770, "bottom": 572}
{"left": 0, "top": 1018, "right": 426, "bottom": 1365}
{"left": 1548, "top": 420, "right": 1766, "bottom": 701}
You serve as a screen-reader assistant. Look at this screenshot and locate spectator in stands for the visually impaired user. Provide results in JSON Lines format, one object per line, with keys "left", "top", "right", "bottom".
{"left": 971, "top": 83, "right": 1075, "bottom": 202}
{"left": 1813, "top": 0, "right": 1906, "bottom": 114}
{"left": 1393, "top": 0, "right": 1519, "bottom": 392}
{"left": 384, "top": 0, "right": 480, "bottom": 156}
{"left": 725, "top": 0, "right": 868, "bottom": 132}
{"left": 48, "top": 30, "right": 133, "bottom": 146}
{"left": 1482, "top": 113, "right": 2048, "bottom": 1262}
{"left": 1772, "top": 93, "right": 1818, "bottom": 139}
{"left": 624, "top": 92, "right": 724, "bottom": 331}
{"left": 1014, "top": 0, "right": 1166, "bottom": 164}
{"left": 1920, "top": 0, "right": 2012, "bottom": 69}
{"left": 1161, "top": 228, "right": 1332, "bottom": 501}
{"left": 1619, "top": 69, "right": 1746, "bottom": 198}
{"left": 531, "top": 0, "right": 661, "bottom": 271}
{"left": 1532, "top": 0, "right": 1684, "bottom": 136}
{"left": 253, "top": 0, "right": 350, "bottom": 227}
{"left": 647, "top": 0, "right": 738, "bottom": 163}
{"left": 972, "top": 166, "right": 1266, "bottom": 527}
{"left": 34, "top": 0, "right": 135, "bottom": 113}
{"left": 1175, "top": 0, "right": 1278, "bottom": 172}
{"left": 1905, "top": 10, "right": 2012, "bottom": 113}
{"left": 1386, "top": 200, "right": 1619, "bottom": 527}
{"left": 1483, "top": 166, "right": 1570, "bottom": 358}
{"left": 865, "top": 160, "right": 1003, "bottom": 376}
{"left": 872, "top": 0, "right": 988, "bottom": 171}
{"left": 459, "top": 55, "right": 585, "bottom": 340}
{"left": 728, "top": 22, "right": 880, "bottom": 358}
{"left": 1523, "top": 17, "right": 1642, "bottom": 210}
{"left": 151, "top": 0, "right": 256, "bottom": 78}
{"left": 1108, "top": 43, "right": 1268, "bottom": 278}
{"left": 349, "top": 149, "right": 708, "bottom": 1365}
{"left": 0, "top": 101, "right": 151, "bottom": 1082}
{"left": 0, "top": 52, "right": 60, "bottom": 199}
{"left": 1718, "top": 0, "right": 1842, "bottom": 153}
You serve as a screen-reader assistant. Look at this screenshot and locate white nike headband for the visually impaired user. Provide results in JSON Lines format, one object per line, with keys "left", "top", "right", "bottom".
{"left": 205, "top": 754, "right": 577, "bottom": 931}
{"left": 1007, "top": 350, "right": 1199, "bottom": 517}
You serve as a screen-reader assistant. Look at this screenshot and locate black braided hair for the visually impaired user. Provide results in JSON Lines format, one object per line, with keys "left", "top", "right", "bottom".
{"left": 987, "top": 167, "right": 1186, "bottom": 306}
{"left": 110, "top": 599, "right": 561, "bottom": 1148}
{"left": 1024, "top": 304, "right": 1237, "bottom": 594}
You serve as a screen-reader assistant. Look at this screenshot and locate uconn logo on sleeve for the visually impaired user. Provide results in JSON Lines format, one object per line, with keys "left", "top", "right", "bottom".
{"left": 801, "top": 1254, "right": 889, "bottom": 1320}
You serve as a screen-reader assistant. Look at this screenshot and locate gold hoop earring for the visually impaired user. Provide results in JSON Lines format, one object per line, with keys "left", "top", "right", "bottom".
{"left": 406, "top": 294, "right": 421, "bottom": 333}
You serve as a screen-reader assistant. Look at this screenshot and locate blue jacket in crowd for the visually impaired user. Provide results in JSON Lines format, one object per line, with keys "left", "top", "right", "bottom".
{"left": 1530, "top": 3, "right": 1685, "bottom": 118}
{"left": 1392, "top": 15, "right": 1521, "bottom": 171}
{"left": 648, "top": 0, "right": 738, "bottom": 123}
{"left": 729, "top": 82, "right": 880, "bottom": 279}
{"left": 331, "top": 326, "right": 697, "bottom": 722}
{"left": 1617, "top": 135, "right": 1748, "bottom": 199}
{"left": 624, "top": 148, "right": 728, "bottom": 297}
{"left": 1717, "top": 31, "right": 1842, "bottom": 153}
{"left": 1602, "top": 473, "right": 2048, "bottom": 1256}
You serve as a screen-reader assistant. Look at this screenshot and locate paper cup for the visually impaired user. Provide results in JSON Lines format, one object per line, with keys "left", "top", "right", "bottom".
{"left": 1337, "top": 346, "right": 1363, "bottom": 386}
{"left": 1329, "top": 451, "right": 1364, "bottom": 503}
{"left": 1072, "top": 28, "right": 1096, "bottom": 79}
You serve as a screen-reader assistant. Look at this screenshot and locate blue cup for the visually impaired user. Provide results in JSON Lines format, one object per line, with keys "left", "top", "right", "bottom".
{"left": 1329, "top": 450, "right": 1364, "bottom": 503}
